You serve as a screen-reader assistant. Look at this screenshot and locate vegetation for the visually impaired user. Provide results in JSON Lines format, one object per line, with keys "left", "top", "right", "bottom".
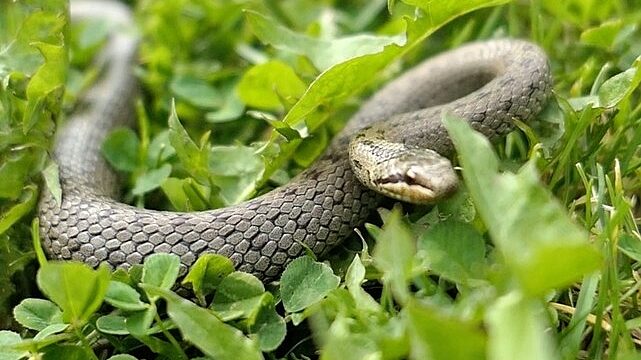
{"left": 1, "top": 0, "right": 640, "bottom": 358}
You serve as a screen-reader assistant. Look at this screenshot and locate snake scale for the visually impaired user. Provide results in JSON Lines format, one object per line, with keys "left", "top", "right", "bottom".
{"left": 38, "top": 1, "right": 552, "bottom": 280}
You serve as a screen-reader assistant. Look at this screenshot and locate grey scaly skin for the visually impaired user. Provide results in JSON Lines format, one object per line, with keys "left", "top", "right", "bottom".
{"left": 38, "top": 0, "right": 552, "bottom": 280}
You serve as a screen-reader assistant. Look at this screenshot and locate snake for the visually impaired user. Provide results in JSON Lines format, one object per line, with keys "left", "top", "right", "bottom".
{"left": 38, "top": 0, "right": 552, "bottom": 280}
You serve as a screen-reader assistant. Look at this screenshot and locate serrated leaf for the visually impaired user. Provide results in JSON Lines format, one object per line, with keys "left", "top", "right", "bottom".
{"left": 280, "top": 256, "right": 340, "bottom": 313}
{"left": 237, "top": 60, "right": 306, "bottom": 110}
{"left": 12, "top": 298, "right": 62, "bottom": 331}
{"left": 245, "top": 11, "right": 402, "bottom": 71}
{"left": 96, "top": 314, "right": 129, "bottom": 335}
{"left": 0, "top": 331, "right": 27, "bottom": 360}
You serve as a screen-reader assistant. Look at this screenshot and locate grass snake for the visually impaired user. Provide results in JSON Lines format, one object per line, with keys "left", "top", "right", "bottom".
{"left": 38, "top": 1, "right": 552, "bottom": 280}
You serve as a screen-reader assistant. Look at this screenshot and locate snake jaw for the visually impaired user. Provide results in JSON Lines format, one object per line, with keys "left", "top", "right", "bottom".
{"left": 375, "top": 161, "right": 458, "bottom": 204}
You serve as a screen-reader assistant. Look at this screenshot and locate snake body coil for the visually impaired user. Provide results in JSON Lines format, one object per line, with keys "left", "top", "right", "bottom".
{"left": 39, "top": 1, "right": 552, "bottom": 279}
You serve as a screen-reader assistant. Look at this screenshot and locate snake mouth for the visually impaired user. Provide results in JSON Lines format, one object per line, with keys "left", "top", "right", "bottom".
{"left": 374, "top": 165, "right": 458, "bottom": 204}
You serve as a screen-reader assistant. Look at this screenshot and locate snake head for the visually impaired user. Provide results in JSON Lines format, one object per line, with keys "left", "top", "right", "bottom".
{"left": 371, "top": 149, "right": 459, "bottom": 204}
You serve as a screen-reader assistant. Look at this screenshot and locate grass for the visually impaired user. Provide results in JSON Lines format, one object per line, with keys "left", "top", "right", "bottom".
{"left": 1, "top": 0, "right": 641, "bottom": 359}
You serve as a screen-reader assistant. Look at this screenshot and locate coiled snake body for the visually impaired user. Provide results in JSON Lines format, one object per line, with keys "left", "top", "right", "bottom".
{"left": 38, "top": 1, "right": 552, "bottom": 279}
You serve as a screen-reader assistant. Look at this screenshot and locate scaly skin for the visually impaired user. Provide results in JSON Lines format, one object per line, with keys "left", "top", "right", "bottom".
{"left": 38, "top": 1, "right": 552, "bottom": 280}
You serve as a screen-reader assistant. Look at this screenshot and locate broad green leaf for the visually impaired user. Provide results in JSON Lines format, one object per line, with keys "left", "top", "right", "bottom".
{"left": 146, "top": 130, "right": 176, "bottom": 167}
{"left": 36, "top": 262, "right": 110, "bottom": 324}
{"left": 141, "top": 253, "right": 181, "bottom": 300}
{"left": 371, "top": 210, "right": 416, "bottom": 304}
{"left": 171, "top": 75, "right": 222, "bottom": 109}
{"left": 105, "top": 281, "right": 148, "bottom": 311}
{"left": 486, "top": 292, "right": 559, "bottom": 360}
{"left": 102, "top": 127, "right": 140, "bottom": 172}
{"left": 182, "top": 254, "right": 235, "bottom": 304}
{"left": 418, "top": 219, "right": 486, "bottom": 284}
{"left": 280, "top": 256, "right": 340, "bottom": 313}
{"left": 0, "top": 331, "right": 27, "bottom": 360}
{"left": 444, "top": 116, "right": 601, "bottom": 296}
{"left": 252, "top": 303, "right": 286, "bottom": 351}
{"left": 580, "top": 19, "right": 623, "bottom": 48}
{"left": 320, "top": 315, "right": 380, "bottom": 360}
{"left": 131, "top": 164, "right": 172, "bottom": 196}
{"left": 406, "top": 300, "right": 486, "bottom": 360}
{"left": 237, "top": 60, "right": 306, "bottom": 110}
{"left": 211, "top": 272, "right": 267, "bottom": 321}
{"left": 598, "top": 58, "right": 641, "bottom": 108}
{"left": 12, "top": 298, "right": 62, "bottom": 331}
{"left": 107, "top": 355, "right": 138, "bottom": 360}
{"left": 125, "top": 305, "right": 156, "bottom": 336}
{"left": 96, "top": 314, "right": 129, "bottom": 335}
{"left": 245, "top": 11, "right": 402, "bottom": 72}
{"left": 209, "top": 145, "right": 265, "bottom": 205}
{"left": 142, "top": 285, "right": 263, "bottom": 360}
{"left": 41, "top": 344, "right": 92, "bottom": 360}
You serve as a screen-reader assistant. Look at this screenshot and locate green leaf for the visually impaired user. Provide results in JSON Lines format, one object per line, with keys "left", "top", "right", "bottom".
{"left": 102, "top": 127, "right": 140, "bottom": 172}
{"left": 96, "top": 314, "right": 129, "bottom": 335}
{"left": 0, "top": 185, "right": 38, "bottom": 235}
{"left": 598, "top": 59, "right": 641, "bottom": 108}
{"left": 237, "top": 60, "right": 306, "bottom": 110}
{"left": 371, "top": 210, "right": 416, "bottom": 304}
{"left": 443, "top": 116, "right": 601, "bottom": 296}
{"left": 125, "top": 305, "right": 156, "bottom": 336}
{"left": 42, "top": 161, "right": 61, "bottom": 207}
{"left": 104, "top": 281, "right": 148, "bottom": 311}
{"left": 0, "top": 331, "right": 27, "bottom": 360}
{"left": 33, "top": 323, "right": 68, "bottom": 341}
{"left": 280, "top": 256, "right": 340, "bottom": 313}
{"left": 107, "top": 355, "right": 138, "bottom": 360}
{"left": 618, "top": 233, "right": 641, "bottom": 262}
{"left": 252, "top": 303, "right": 286, "bottom": 352}
{"left": 580, "top": 19, "right": 623, "bottom": 48}
{"left": 209, "top": 145, "right": 265, "bottom": 205}
{"left": 171, "top": 75, "right": 223, "bottom": 109}
{"left": 182, "top": 254, "right": 235, "bottom": 304}
{"left": 281, "top": 0, "right": 510, "bottom": 129}
{"left": 36, "top": 262, "right": 110, "bottom": 324}
{"left": 406, "top": 300, "right": 486, "bottom": 360}
{"left": 211, "top": 272, "right": 266, "bottom": 321}
{"left": 141, "top": 253, "right": 181, "bottom": 300}
{"left": 161, "top": 177, "right": 209, "bottom": 211}
{"left": 245, "top": 11, "right": 402, "bottom": 71}
{"left": 486, "top": 292, "right": 559, "bottom": 360}
{"left": 12, "top": 298, "right": 62, "bottom": 331}
{"left": 167, "top": 100, "right": 211, "bottom": 184}
{"left": 41, "top": 344, "right": 92, "bottom": 360}
{"left": 23, "top": 41, "right": 66, "bottom": 133}
{"left": 131, "top": 164, "right": 172, "bottom": 196}
{"left": 418, "top": 219, "right": 486, "bottom": 284}
{"left": 345, "top": 254, "right": 381, "bottom": 313}
{"left": 141, "top": 284, "right": 263, "bottom": 360}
